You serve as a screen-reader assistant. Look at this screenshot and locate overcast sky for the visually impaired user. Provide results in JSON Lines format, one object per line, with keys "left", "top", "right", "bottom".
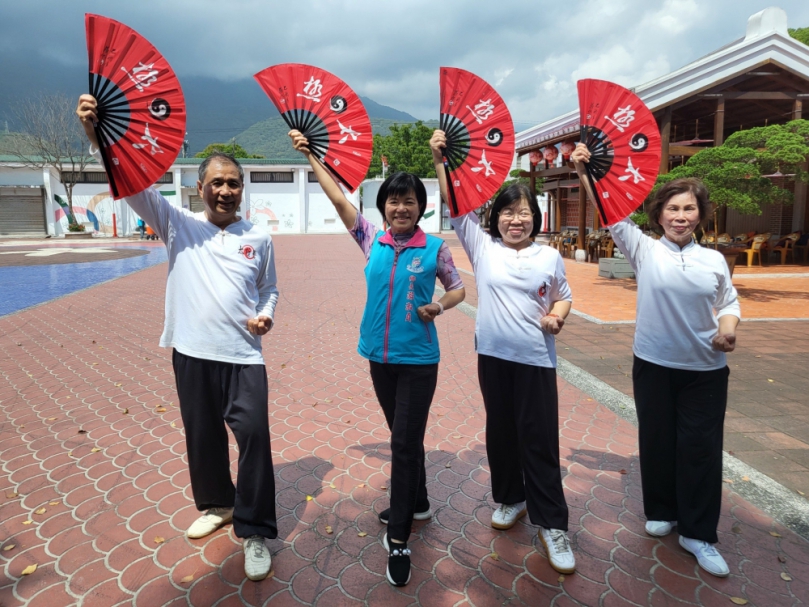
{"left": 2, "top": 0, "right": 808, "bottom": 131}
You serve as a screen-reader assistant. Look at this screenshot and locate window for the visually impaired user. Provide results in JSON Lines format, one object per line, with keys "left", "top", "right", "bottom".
{"left": 308, "top": 172, "right": 319, "bottom": 183}
{"left": 251, "top": 172, "right": 294, "bottom": 183}
{"left": 61, "top": 171, "right": 173, "bottom": 184}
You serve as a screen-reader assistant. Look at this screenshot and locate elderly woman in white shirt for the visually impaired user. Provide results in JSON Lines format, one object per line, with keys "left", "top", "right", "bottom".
{"left": 431, "top": 131, "right": 576, "bottom": 575}
{"left": 573, "top": 144, "right": 740, "bottom": 578}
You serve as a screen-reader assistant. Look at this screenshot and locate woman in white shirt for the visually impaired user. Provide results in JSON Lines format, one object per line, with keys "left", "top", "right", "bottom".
{"left": 573, "top": 144, "right": 740, "bottom": 578}
{"left": 431, "top": 131, "right": 576, "bottom": 574}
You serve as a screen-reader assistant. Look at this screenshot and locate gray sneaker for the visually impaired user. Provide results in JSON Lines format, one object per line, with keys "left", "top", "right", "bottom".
{"left": 243, "top": 535, "right": 272, "bottom": 581}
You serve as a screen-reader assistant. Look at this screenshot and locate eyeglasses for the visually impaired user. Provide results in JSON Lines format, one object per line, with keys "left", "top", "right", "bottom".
{"left": 499, "top": 210, "right": 533, "bottom": 220}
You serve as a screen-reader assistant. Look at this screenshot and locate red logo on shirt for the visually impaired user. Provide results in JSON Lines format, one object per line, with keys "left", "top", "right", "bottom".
{"left": 538, "top": 283, "right": 547, "bottom": 298}
{"left": 239, "top": 245, "right": 255, "bottom": 260}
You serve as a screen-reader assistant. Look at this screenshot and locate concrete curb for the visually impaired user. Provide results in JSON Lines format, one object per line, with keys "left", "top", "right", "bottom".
{"left": 440, "top": 286, "right": 809, "bottom": 541}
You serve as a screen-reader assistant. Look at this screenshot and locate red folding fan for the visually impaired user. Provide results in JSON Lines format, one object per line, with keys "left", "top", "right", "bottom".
{"left": 439, "top": 67, "right": 515, "bottom": 217}
{"left": 253, "top": 64, "right": 372, "bottom": 193}
{"left": 575, "top": 79, "right": 661, "bottom": 226}
{"left": 85, "top": 14, "right": 185, "bottom": 199}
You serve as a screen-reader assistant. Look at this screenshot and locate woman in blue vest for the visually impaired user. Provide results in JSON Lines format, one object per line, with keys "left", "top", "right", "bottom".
{"left": 289, "top": 130, "right": 465, "bottom": 587}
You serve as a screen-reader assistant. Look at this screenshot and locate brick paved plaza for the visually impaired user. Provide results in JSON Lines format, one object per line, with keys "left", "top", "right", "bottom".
{"left": 1, "top": 235, "right": 809, "bottom": 606}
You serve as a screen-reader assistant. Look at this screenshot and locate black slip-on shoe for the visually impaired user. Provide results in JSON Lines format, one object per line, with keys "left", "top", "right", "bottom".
{"left": 383, "top": 532, "right": 411, "bottom": 586}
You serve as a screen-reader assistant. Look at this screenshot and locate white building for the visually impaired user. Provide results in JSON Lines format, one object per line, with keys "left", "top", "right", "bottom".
{"left": 0, "top": 156, "right": 451, "bottom": 237}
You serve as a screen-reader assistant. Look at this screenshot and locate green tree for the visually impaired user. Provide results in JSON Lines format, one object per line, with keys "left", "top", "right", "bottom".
{"left": 366, "top": 121, "right": 436, "bottom": 178}
{"left": 789, "top": 26, "right": 809, "bottom": 46}
{"left": 195, "top": 142, "right": 264, "bottom": 159}
{"left": 650, "top": 120, "right": 809, "bottom": 215}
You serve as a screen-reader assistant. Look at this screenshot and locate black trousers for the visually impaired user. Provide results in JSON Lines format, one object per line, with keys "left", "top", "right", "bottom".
{"left": 369, "top": 361, "right": 437, "bottom": 542}
{"left": 172, "top": 350, "right": 277, "bottom": 539}
{"left": 632, "top": 356, "right": 729, "bottom": 543}
{"left": 478, "top": 354, "right": 569, "bottom": 531}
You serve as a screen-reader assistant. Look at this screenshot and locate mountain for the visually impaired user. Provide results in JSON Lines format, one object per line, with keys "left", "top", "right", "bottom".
{"left": 0, "top": 52, "right": 426, "bottom": 155}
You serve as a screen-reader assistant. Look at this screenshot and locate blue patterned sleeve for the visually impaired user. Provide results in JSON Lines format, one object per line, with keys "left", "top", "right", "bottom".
{"left": 348, "top": 213, "right": 378, "bottom": 261}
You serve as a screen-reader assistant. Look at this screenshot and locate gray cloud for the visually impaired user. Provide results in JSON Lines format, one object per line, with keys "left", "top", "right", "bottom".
{"left": 1, "top": 0, "right": 808, "bottom": 129}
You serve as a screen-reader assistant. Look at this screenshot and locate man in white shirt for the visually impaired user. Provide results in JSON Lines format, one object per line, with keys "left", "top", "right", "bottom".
{"left": 76, "top": 95, "right": 278, "bottom": 582}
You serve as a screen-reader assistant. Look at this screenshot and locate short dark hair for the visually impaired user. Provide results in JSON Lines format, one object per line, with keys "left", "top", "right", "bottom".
{"left": 198, "top": 152, "right": 244, "bottom": 183}
{"left": 488, "top": 183, "right": 542, "bottom": 239}
{"left": 648, "top": 177, "right": 710, "bottom": 231}
{"left": 376, "top": 172, "right": 428, "bottom": 222}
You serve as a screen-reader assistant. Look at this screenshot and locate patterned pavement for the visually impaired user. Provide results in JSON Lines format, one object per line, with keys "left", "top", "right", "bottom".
{"left": 0, "top": 233, "right": 808, "bottom": 606}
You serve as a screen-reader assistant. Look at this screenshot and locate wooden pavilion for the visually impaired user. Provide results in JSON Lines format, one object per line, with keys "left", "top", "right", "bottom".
{"left": 516, "top": 7, "right": 809, "bottom": 250}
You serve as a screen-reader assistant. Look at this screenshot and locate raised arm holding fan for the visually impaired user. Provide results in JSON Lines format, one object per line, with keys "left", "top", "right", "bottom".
{"left": 571, "top": 80, "right": 740, "bottom": 578}
{"left": 432, "top": 68, "right": 576, "bottom": 576}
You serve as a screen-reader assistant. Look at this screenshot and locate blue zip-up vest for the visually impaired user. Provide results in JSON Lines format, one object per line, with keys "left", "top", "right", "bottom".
{"left": 358, "top": 229, "right": 442, "bottom": 364}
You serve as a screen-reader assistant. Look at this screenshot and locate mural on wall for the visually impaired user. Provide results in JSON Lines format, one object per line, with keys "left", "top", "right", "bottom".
{"left": 248, "top": 195, "right": 299, "bottom": 233}
{"left": 54, "top": 187, "right": 176, "bottom": 235}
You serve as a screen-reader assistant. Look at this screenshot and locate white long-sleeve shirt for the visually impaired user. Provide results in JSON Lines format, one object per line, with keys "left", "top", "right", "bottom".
{"left": 610, "top": 219, "right": 740, "bottom": 371}
{"left": 92, "top": 149, "right": 278, "bottom": 365}
{"left": 451, "top": 212, "right": 572, "bottom": 368}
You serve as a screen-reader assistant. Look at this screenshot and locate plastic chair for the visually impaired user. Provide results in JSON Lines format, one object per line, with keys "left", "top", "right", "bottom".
{"left": 772, "top": 232, "right": 800, "bottom": 264}
{"left": 744, "top": 233, "right": 770, "bottom": 267}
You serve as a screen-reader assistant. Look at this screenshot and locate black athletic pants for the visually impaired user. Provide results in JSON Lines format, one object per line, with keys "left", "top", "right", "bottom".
{"left": 369, "top": 361, "right": 437, "bottom": 543}
{"left": 172, "top": 350, "right": 277, "bottom": 539}
{"left": 478, "top": 354, "right": 569, "bottom": 531}
{"left": 632, "top": 356, "right": 729, "bottom": 544}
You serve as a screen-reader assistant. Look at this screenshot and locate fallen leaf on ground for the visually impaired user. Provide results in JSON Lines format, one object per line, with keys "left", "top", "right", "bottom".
{"left": 20, "top": 564, "right": 36, "bottom": 576}
{"left": 730, "top": 598, "right": 748, "bottom": 605}
{"left": 3, "top": 545, "right": 15, "bottom": 551}
{"left": 115, "top": 383, "right": 122, "bottom": 387}
{"left": 34, "top": 508, "right": 46, "bottom": 515}
{"left": 755, "top": 355, "right": 761, "bottom": 358}
{"left": 180, "top": 574, "right": 194, "bottom": 583}
{"left": 77, "top": 429, "right": 87, "bottom": 434}
{"left": 452, "top": 435, "right": 461, "bottom": 439}
{"left": 380, "top": 486, "right": 387, "bottom": 491}
{"left": 170, "top": 422, "right": 176, "bottom": 428}
{"left": 778, "top": 555, "right": 787, "bottom": 563}
{"left": 768, "top": 379, "right": 774, "bottom": 383}
{"left": 155, "top": 407, "right": 166, "bottom": 413}
{"left": 154, "top": 536, "right": 165, "bottom": 544}
{"left": 445, "top": 463, "right": 452, "bottom": 468}
{"left": 22, "top": 521, "right": 32, "bottom": 526}
{"left": 324, "top": 399, "right": 331, "bottom": 403}
{"left": 47, "top": 417, "right": 56, "bottom": 421}
{"left": 49, "top": 501, "right": 59, "bottom": 506}
{"left": 558, "top": 575, "right": 565, "bottom": 582}
{"left": 490, "top": 552, "right": 499, "bottom": 561}
{"left": 329, "top": 483, "right": 336, "bottom": 489}
{"left": 91, "top": 447, "right": 102, "bottom": 453}
{"left": 731, "top": 525, "right": 742, "bottom": 534}
{"left": 6, "top": 492, "right": 18, "bottom": 499}
{"left": 68, "top": 451, "right": 73, "bottom": 456}
{"left": 280, "top": 364, "right": 286, "bottom": 369}
{"left": 619, "top": 469, "right": 627, "bottom": 475}
{"left": 770, "top": 531, "right": 782, "bottom": 538}
{"left": 358, "top": 532, "right": 367, "bottom": 537}
{"left": 123, "top": 408, "right": 129, "bottom": 415}
{"left": 798, "top": 490, "right": 805, "bottom": 496}
{"left": 92, "top": 363, "right": 98, "bottom": 366}
{"left": 741, "top": 476, "right": 750, "bottom": 482}
{"left": 325, "top": 525, "right": 333, "bottom": 534}
{"left": 781, "top": 572, "right": 792, "bottom": 581}
{"left": 357, "top": 484, "right": 365, "bottom": 488}
{"left": 306, "top": 495, "right": 313, "bottom": 501}
{"left": 723, "top": 479, "right": 733, "bottom": 484}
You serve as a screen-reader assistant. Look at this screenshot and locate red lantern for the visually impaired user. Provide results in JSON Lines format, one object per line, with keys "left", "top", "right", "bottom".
{"left": 542, "top": 145, "right": 559, "bottom": 164}
{"left": 560, "top": 141, "right": 576, "bottom": 160}
{"left": 529, "top": 150, "right": 542, "bottom": 165}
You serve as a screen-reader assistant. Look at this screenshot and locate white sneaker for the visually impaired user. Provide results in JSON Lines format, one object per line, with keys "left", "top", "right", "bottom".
{"left": 491, "top": 502, "right": 527, "bottom": 530}
{"left": 243, "top": 535, "right": 272, "bottom": 581}
{"left": 186, "top": 507, "right": 234, "bottom": 539}
{"left": 645, "top": 520, "right": 677, "bottom": 537}
{"left": 538, "top": 527, "right": 576, "bottom": 574}
{"left": 679, "top": 536, "right": 729, "bottom": 577}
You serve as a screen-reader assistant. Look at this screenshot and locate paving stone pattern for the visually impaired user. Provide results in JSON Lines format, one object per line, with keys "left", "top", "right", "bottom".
{"left": 0, "top": 234, "right": 807, "bottom": 606}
